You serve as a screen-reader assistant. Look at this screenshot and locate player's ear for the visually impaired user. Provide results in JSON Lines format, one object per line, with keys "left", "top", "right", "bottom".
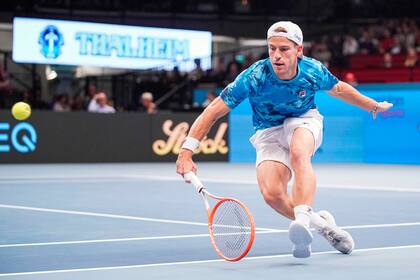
{"left": 296, "top": 44, "right": 303, "bottom": 58}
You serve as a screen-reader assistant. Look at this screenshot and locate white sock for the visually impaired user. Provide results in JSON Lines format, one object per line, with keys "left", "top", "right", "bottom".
{"left": 293, "top": 204, "right": 312, "bottom": 227}
{"left": 310, "top": 211, "right": 329, "bottom": 231}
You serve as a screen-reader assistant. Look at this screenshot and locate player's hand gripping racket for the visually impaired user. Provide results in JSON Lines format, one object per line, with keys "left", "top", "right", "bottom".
{"left": 183, "top": 171, "right": 255, "bottom": 262}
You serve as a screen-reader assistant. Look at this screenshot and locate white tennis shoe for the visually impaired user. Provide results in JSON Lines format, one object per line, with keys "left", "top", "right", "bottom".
{"left": 288, "top": 220, "right": 313, "bottom": 258}
{"left": 317, "top": 210, "right": 355, "bottom": 254}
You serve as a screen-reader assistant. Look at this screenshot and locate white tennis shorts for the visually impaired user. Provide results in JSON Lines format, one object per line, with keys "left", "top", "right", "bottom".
{"left": 249, "top": 109, "right": 323, "bottom": 171}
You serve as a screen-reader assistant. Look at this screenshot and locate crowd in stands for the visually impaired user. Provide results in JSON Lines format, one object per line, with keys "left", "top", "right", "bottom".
{"left": 48, "top": 84, "right": 161, "bottom": 114}
{"left": 1, "top": 19, "right": 419, "bottom": 113}
{"left": 308, "top": 19, "right": 419, "bottom": 68}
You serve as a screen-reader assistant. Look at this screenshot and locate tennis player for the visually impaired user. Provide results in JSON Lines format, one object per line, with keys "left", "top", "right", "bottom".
{"left": 176, "top": 21, "right": 393, "bottom": 258}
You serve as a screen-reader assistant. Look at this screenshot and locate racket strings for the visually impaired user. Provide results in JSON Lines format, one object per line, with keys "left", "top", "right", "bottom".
{"left": 211, "top": 200, "right": 252, "bottom": 259}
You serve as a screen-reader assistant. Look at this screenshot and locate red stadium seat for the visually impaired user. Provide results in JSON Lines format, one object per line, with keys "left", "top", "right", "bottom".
{"left": 341, "top": 68, "right": 411, "bottom": 83}
{"left": 349, "top": 54, "right": 406, "bottom": 69}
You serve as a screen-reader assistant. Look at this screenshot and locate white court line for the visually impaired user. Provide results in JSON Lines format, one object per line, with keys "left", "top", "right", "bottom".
{"left": 0, "top": 204, "right": 276, "bottom": 231}
{"left": 127, "top": 174, "right": 420, "bottom": 193}
{"left": 1, "top": 244, "right": 420, "bottom": 277}
{"left": 2, "top": 221, "right": 420, "bottom": 249}
{"left": 0, "top": 231, "right": 276, "bottom": 249}
{"left": 0, "top": 178, "right": 138, "bottom": 184}
{"left": 2, "top": 203, "right": 420, "bottom": 237}
{"left": 0, "top": 174, "right": 419, "bottom": 193}
{"left": 341, "top": 222, "right": 420, "bottom": 230}
{"left": 319, "top": 183, "right": 420, "bottom": 193}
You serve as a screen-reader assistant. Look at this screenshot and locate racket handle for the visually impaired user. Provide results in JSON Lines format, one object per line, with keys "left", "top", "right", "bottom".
{"left": 184, "top": 171, "right": 205, "bottom": 193}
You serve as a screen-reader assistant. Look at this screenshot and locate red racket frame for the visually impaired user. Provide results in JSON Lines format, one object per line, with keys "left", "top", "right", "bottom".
{"left": 207, "top": 195, "right": 255, "bottom": 262}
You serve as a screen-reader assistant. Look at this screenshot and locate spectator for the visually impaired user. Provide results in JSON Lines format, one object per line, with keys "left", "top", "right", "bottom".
{"left": 225, "top": 61, "right": 241, "bottom": 83}
{"left": 0, "top": 67, "right": 11, "bottom": 108}
{"left": 404, "top": 21, "right": 417, "bottom": 49}
{"left": 302, "top": 42, "right": 312, "bottom": 57}
{"left": 415, "top": 31, "right": 420, "bottom": 52}
{"left": 383, "top": 52, "right": 393, "bottom": 68}
{"left": 311, "top": 37, "right": 332, "bottom": 67}
{"left": 391, "top": 42, "right": 402, "bottom": 54}
{"left": 138, "top": 91, "right": 157, "bottom": 114}
{"left": 379, "top": 30, "right": 396, "bottom": 54}
{"left": 393, "top": 26, "right": 406, "bottom": 51}
{"left": 342, "top": 35, "right": 359, "bottom": 56}
{"left": 88, "top": 92, "right": 116, "bottom": 113}
{"left": 188, "top": 58, "right": 204, "bottom": 82}
{"left": 84, "top": 83, "right": 98, "bottom": 109}
{"left": 52, "top": 94, "right": 71, "bottom": 112}
{"left": 208, "top": 57, "right": 226, "bottom": 84}
{"left": 71, "top": 94, "right": 84, "bottom": 111}
{"left": 243, "top": 54, "right": 256, "bottom": 69}
{"left": 329, "top": 35, "right": 345, "bottom": 67}
{"left": 107, "top": 99, "right": 115, "bottom": 110}
{"left": 202, "top": 91, "right": 217, "bottom": 108}
{"left": 404, "top": 47, "right": 418, "bottom": 67}
{"left": 167, "top": 66, "right": 184, "bottom": 86}
{"left": 88, "top": 83, "right": 97, "bottom": 98}
{"left": 343, "top": 72, "right": 359, "bottom": 86}
{"left": 358, "top": 30, "right": 376, "bottom": 55}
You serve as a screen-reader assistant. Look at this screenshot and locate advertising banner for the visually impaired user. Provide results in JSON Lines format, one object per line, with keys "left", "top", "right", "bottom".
{"left": 0, "top": 111, "right": 228, "bottom": 163}
{"left": 13, "top": 17, "right": 212, "bottom": 71}
{"left": 151, "top": 113, "right": 228, "bottom": 162}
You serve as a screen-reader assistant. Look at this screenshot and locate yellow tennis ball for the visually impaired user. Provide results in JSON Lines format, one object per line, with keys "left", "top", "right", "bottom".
{"left": 12, "top": 102, "right": 31, "bottom": 121}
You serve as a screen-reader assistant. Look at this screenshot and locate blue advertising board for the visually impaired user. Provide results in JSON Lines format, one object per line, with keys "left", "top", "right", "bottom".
{"left": 13, "top": 17, "right": 212, "bottom": 71}
{"left": 229, "top": 83, "right": 420, "bottom": 164}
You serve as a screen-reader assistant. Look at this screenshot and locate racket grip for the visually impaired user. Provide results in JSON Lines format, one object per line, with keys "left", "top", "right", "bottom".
{"left": 184, "top": 171, "right": 205, "bottom": 193}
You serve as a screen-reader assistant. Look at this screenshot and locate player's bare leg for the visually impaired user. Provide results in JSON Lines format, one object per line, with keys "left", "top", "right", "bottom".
{"left": 289, "top": 127, "right": 354, "bottom": 256}
{"left": 256, "top": 161, "right": 294, "bottom": 219}
{"left": 290, "top": 127, "right": 316, "bottom": 206}
{"left": 287, "top": 127, "right": 317, "bottom": 257}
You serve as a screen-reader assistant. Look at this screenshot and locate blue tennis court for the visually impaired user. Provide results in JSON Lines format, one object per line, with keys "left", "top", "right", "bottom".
{"left": 0, "top": 163, "right": 419, "bottom": 279}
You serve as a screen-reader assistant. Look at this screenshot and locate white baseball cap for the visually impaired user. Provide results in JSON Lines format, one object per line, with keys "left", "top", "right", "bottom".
{"left": 267, "top": 21, "right": 303, "bottom": 45}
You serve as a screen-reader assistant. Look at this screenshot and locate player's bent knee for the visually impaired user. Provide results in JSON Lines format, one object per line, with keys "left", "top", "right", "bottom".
{"left": 261, "top": 189, "right": 288, "bottom": 207}
{"left": 290, "top": 148, "right": 311, "bottom": 167}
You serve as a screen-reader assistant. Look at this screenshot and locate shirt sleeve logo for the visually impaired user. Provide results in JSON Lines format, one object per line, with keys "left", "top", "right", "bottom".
{"left": 298, "top": 90, "right": 307, "bottom": 97}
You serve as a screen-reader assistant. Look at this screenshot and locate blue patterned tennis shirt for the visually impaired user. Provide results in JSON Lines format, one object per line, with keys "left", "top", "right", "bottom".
{"left": 220, "top": 56, "right": 339, "bottom": 130}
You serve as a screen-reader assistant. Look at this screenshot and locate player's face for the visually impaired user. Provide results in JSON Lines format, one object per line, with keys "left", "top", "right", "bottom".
{"left": 268, "top": 37, "right": 303, "bottom": 80}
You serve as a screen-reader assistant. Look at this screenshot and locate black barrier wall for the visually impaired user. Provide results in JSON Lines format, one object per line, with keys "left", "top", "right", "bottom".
{"left": 0, "top": 111, "right": 228, "bottom": 163}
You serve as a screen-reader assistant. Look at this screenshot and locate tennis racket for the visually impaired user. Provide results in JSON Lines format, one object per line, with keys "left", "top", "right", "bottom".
{"left": 183, "top": 171, "right": 255, "bottom": 262}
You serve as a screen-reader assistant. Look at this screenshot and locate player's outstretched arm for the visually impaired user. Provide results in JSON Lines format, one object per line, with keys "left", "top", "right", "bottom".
{"left": 327, "top": 81, "right": 393, "bottom": 119}
{"left": 176, "top": 97, "right": 231, "bottom": 176}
